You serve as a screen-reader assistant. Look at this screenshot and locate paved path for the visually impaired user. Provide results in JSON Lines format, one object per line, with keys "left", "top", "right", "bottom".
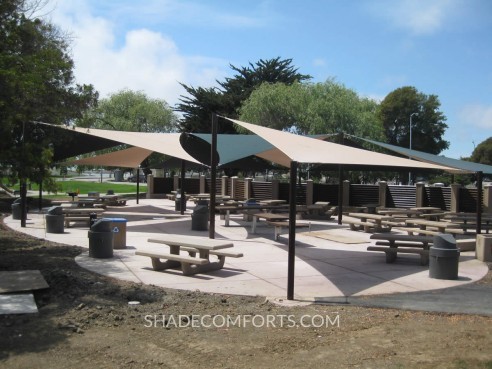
{"left": 5, "top": 199, "right": 490, "bottom": 315}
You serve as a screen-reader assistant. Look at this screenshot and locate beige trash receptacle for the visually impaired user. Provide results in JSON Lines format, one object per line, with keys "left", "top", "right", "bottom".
{"left": 108, "top": 218, "right": 127, "bottom": 249}
{"left": 476, "top": 234, "right": 492, "bottom": 262}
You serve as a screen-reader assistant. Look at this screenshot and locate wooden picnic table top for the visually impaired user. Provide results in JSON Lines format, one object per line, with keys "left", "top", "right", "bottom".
{"left": 148, "top": 235, "right": 233, "bottom": 250}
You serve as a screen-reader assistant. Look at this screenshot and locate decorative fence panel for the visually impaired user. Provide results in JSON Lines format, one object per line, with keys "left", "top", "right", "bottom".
{"left": 153, "top": 177, "right": 174, "bottom": 194}
{"left": 350, "top": 184, "right": 379, "bottom": 206}
{"left": 424, "top": 187, "right": 451, "bottom": 210}
{"left": 386, "top": 185, "right": 416, "bottom": 208}
{"left": 179, "top": 178, "right": 200, "bottom": 194}
{"left": 460, "top": 188, "right": 478, "bottom": 212}
{"left": 251, "top": 181, "right": 272, "bottom": 201}
{"left": 235, "top": 180, "right": 246, "bottom": 200}
{"left": 278, "top": 182, "right": 307, "bottom": 204}
{"left": 313, "top": 184, "right": 339, "bottom": 205}
{"left": 205, "top": 178, "right": 222, "bottom": 194}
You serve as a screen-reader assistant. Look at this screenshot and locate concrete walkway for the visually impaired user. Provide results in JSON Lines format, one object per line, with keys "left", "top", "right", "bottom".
{"left": 4, "top": 199, "right": 489, "bottom": 305}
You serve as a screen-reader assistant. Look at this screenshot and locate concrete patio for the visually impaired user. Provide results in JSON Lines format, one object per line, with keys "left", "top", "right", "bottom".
{"left": 4, "top": 198, "right": 489, "bottom": 302}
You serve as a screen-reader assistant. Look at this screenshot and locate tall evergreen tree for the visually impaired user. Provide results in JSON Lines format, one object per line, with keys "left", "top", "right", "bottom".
{"left": 175, "top": 57, "right": 311, "bottom": 133}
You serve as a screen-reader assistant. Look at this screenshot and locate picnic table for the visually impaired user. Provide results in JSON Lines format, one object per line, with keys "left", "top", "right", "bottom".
{"left": 404, "top": 218, "right": 461, "bottom": 234}
{"left": 100, "top": 194, "right": 126, "bottom": 206}
{"left": 251, "top": 212, "right": 289, "bottom": 233}
{"left": 368, "top": 233, "right": 433, "bottom": 265}
{"left": 377, "top": 208, "right": 422, "bottom": 217}
{"left": 217, "top": 203, "right": 290, "bottom": 226}
{"left": 410, "top": 207, "right": 442, "bottom": 213}
{"left": 345, "top": 213, "right": 393, "bottom": 232}
{"left": 136, "top": 235, "right": 242, "bottom": 275}
{"left": 61, "top": 207, "right": 105, "bottom": 227}
{"left": 444, "top": 213, "right": 492, "bottom": 233}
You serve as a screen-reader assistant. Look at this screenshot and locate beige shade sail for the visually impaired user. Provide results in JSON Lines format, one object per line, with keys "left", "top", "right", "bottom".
{"left": 226, "top": 118, "right": 461, "bottom": 172}
{"left": 40, "top": 123, "right": 203, "bottom": 165}
{"left": 63, "top": 146, "right": 153, "bottom": 168}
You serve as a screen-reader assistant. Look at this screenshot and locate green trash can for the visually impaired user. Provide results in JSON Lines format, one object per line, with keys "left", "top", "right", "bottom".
{"left": 429, "top": 234, "right": 460, "bottom": 280}
{"left": 11, "top": 203, "right": 22, "bottom": 220}
{"left": 88, "top": 219, "right": 113, "bottom": 258}
{"left": 45, "top": 206, "right": 64, "bottom": 233}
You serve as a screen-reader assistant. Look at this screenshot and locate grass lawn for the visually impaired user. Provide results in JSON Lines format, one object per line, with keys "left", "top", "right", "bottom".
{"left": 15, "top": 180, "right": 146, "bottom": 197}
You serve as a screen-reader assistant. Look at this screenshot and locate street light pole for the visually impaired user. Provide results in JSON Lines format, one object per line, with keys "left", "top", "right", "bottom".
{"left": 408, "top": 112, "right": 418, "bottom": 185}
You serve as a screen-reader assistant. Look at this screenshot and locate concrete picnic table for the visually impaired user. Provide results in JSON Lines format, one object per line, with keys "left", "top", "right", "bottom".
{"left": 444, "top": 213, "right": 492, "bottom": 233}
{"left": 410, "top": 207, "right": 442, "bottom": 213}
{"left": 404, "top": 218, "right": 461, "bottom": 233}
{"left": 377, "top": 208, "right": 423, "bottom": 217}
{"left": 136, "top": 235, "right": 240, "bottom": 275}
{"left": 347, "top": 212, "right": 393, "bottom": 232}
{"left": 251, "top": 212, "right": 289, "bottom": 233}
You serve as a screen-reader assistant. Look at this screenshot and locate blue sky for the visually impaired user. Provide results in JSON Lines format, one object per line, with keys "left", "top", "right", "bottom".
{"left": 46, "top": 0, "right": 491, "bottom": 159}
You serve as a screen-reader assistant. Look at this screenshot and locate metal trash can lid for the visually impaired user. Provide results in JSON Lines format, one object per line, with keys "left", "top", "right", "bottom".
{"left": 91, "top": 218, "right": 113, "bottom": 232}
{"left": 432, "top": 233, "right": 458, "bottom": 250}
{"left": 47, "top": 206, "right": 63, "bottom": 215}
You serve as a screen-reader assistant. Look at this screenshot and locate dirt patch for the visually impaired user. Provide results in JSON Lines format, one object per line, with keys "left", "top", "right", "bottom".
{"left": 0, "top": 215, "right": 491, "bottom": 369}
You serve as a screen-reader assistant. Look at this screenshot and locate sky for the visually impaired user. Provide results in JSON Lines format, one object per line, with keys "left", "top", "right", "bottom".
{"left": 43, "top": 0, "right": 492, "bottom": 159}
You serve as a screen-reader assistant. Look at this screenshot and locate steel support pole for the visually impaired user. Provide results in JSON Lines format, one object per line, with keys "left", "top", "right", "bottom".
{"left": 209, "top": 113, "right": 218, "bottom": 239}
{"left": 287, "top": 160, "right": 298, "bottom": 300}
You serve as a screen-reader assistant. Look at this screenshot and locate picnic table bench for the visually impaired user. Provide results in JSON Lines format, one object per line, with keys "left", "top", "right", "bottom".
{"left": 136, "top": 235, "right": 242, "bottom": 275}
{"left": 368, "top": 233, "right": 433, "bottom": 265}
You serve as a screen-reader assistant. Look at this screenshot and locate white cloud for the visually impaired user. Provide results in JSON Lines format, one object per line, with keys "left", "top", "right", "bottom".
{"left": 45, "top": 0, "right": 229, "bottom": 106}
{"left": 368, "top": 0, "right": 461, "bottom": 35}
{"left": 312, "top": 58, "right": 326, "bottom": 67}
{"left": 458, "top": 104, "right": 492, "bottom": 130}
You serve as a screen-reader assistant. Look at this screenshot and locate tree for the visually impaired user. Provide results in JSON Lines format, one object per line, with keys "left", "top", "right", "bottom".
{"left": 239, "top": 79, "right": 385, "bottom": 140}
{"left": 378, "top": 86, "right": 449, "bottom": 154}
{"left": 79, "top": 89, "right": 178, "bottom": 133}
{"left": 0, "top": 0, "right": 98, "bottom": 187}
{"left": 175, "top": 57, "right": 311, "bottom": 133}
{"left": 470, "top": 137, "right": 492, "bottom": 165}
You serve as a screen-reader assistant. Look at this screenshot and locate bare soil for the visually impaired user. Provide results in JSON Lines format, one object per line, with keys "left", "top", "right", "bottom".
{"left": 0, "top": 215, "right": 491, "bottom": 369}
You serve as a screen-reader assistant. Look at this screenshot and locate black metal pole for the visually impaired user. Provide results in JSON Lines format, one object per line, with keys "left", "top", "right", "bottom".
{"left": 38, "top": 179, "right": 42, "bottom": 211}
{"left": 287, "top": 160, "right": 298, "bottom": 300}
{"left": 20, "top": 179, "right": 27, "bottom": 227}
{"left": 136, "top": 167, "right": 140, "bottom": 204}
{"left": 337, "top": 165, "right": 343, "bottom": 225}
{"left": 180, "top": 159, "right": 186, "bottom": 215}
{"left": 477, "top": 171, "right": 483, "bottom": 234}
{"left": 209, "top": 113, "right": 218, "bottom": 239}
{"left": 20, "top": 121, "right": 27, "bottom": 227}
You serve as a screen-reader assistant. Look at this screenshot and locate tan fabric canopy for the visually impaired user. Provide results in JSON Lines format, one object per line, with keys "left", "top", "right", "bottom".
{"left": 63, "top": 146, "right": 153, "bottom": 168}
{"left": 226, "top": 118, "right": 457, "bottom": 171}
{"left": 49, "top": 124, "right": 202, "bottom": 164}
